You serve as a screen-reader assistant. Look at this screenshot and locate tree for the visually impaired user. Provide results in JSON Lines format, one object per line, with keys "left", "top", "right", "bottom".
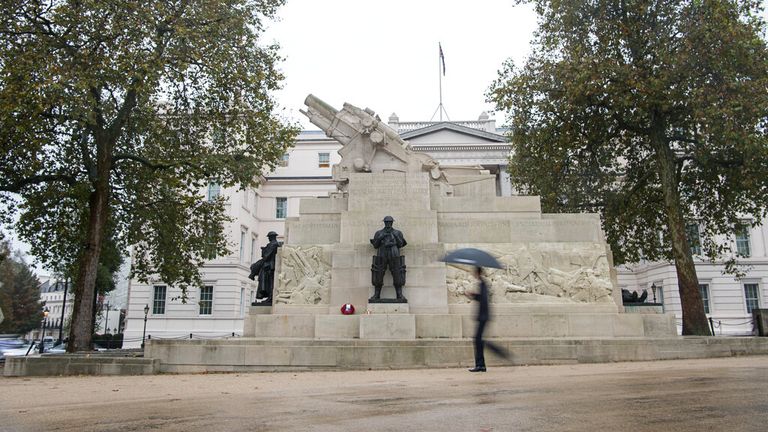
{"left": 0, "top": 1, "right": 297, "bottom": 351}
{"left": 490, "top": 0, "right": 768, "bottom": 335}
{"left": 0, "top": 241, "right": 43, "bottom": 335}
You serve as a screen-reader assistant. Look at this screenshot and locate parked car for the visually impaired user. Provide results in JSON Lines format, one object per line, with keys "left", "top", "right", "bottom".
{"left": 1, "top": 342, "right": 38, "bottom": 358}
{"left": 0, "top": 338, "right": 26, "bottom": 351}
{"left": 0, "top": 339, "right": 27, "bottom": 361}
{"left": 43, "top": 342, "right": 108, "bottom": 354}
{"left": 46, "top": 343, "right": 67, "bottom": 354}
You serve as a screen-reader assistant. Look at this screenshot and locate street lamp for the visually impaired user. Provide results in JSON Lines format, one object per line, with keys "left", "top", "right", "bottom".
{"left": 104, "top": 302, "right": 111, "bottom": 334}
{"left": 39, "top": 307, "right": 49, "bottom": 354}
{"left": 651, "top": 283, "right": 657, "bottom": 303}
{"left": 141, "top": 304, "right": 150, "bottom": 349}
{"left": 58, "top": 277, "right": 69, "bottom": 344}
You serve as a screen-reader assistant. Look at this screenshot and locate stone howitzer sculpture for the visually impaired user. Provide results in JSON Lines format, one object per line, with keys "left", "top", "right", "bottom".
{"left": 301, "top": 94, "right": 446, "bottom": 190}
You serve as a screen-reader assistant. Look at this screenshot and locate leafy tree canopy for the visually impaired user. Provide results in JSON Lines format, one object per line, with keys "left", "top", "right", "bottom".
{"left": 490, "top": 0, "right": 768, "bottom": 334}
{"left": 0, "top": 0, "right": 297, "bottom": 350}
{"left": 0, "top": 241, "right": 43, "bottom": 334}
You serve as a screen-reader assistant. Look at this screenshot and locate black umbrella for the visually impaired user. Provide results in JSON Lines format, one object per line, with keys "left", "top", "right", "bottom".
{"left": 440, "top": 248, "right": 504, "bottom": 269}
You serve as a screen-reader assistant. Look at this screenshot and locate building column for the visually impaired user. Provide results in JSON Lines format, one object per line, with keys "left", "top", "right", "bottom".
{"left": 499, "top": 165, "right": 513, "bottom": 196}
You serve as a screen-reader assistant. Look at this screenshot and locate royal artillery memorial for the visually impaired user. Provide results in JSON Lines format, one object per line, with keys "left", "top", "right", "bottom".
{"left": 141, "top": 96, "right": 768, "bottom": 373}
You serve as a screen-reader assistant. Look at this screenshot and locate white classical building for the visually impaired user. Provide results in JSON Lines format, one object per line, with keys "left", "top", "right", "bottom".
{"left": 33, "top": 280, "right": 74, "bottom": 342}
{"left": 616, "top": 226, "right": 768, "bottom": 335}
{"left": 123, "top": 112, "right": 767, "bottom": 346}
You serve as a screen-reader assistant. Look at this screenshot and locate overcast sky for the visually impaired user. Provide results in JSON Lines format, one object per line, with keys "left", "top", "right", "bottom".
{"left": 263, "top": 0, "right": 538, "bottom": 129}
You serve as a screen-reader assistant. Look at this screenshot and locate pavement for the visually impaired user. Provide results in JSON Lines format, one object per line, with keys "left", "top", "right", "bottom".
{"left": 1, "top": 356, "right": 767, "bottom": 432}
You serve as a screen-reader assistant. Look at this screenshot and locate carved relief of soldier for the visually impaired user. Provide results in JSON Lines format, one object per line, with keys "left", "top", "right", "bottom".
{"left": 370, "top": 216, "right": 407, "bottom": 302}
{"left": 248, "top": 231, "right": 282, "bottom": 304}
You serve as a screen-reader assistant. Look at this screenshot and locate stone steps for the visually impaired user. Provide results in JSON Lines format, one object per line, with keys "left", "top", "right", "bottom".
{"left": 146, "top": 336, "right": 768, "bottom": 374}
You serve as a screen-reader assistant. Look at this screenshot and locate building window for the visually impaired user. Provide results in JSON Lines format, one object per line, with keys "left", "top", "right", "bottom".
{"left": 240, "top": 287, "right": 245, "bottom": 318}
{"left": 318, "top": 152, "right": 330, "bottom": 168}
{"left": 207, "top": 182, "right": 221, "bottom": 202}
{"left": 203, "top": 227, "right": 218, "bottom": 260}
{"left": 250, "top": 236, "right": 257, "bottom": 264}
{"left": 243, "top": 189, "right": 250, "bottom": 210}
{"left": 152, "top": 285, "right": 167, "bottom": 315}
{"left": 276, "top": 197, "right": 287, "bottom": 219}
{"left": 744, "top": 283, "right": 760, "bottom": 314}
{"left": 699, "top": 284, "right": 710, "bottom": 314}
{"left": 735, "top": 223, "right": 751, "bottom": 257}
{"left": 653, "top": 283, "right": 664, "bottom": 305}
{"left": 199, "top": 285, "right": 213, "bottom": 315}
{"left": 239, "top": 228, "right": 247, "bottom": 263}
{"left": 279, "top": 153, "right": 289, "bottom": 167}
{"left": 686, "top": 223, "right": 701, "bottom": 256}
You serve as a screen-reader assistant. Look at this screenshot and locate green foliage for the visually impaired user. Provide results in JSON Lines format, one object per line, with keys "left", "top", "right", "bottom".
{"left": 0, "top": 241, "right": 43, "bottom": 334}
{"left": 0, "top": 0, "right": 297, "bottom": 349}
{"left": 490, "top": 0, "right": 768, "bottom": 335}
{"left": 491, "top": 0, "right": 768, "bottom": 266}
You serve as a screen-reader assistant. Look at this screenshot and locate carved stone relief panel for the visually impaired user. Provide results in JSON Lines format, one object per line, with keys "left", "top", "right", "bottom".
{"left": 275, "top": 245, "right": 332, "bottom": 305}
{"left": 445, "top": 243, "right": 614, "bottom": 304}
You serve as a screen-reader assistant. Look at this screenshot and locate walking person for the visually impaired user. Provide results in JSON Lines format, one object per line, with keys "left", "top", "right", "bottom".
{"left": 466, "top": 266, "right": 509, "bottom": 372}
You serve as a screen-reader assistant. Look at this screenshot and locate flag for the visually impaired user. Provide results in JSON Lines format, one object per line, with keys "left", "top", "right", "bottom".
{"left": 439, "top": 43, "right": 445, "bottom": 76}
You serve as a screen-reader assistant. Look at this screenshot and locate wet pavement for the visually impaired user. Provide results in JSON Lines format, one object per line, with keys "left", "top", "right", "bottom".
{"left": 1, "top": 356, "right": 767, "bottom": 431}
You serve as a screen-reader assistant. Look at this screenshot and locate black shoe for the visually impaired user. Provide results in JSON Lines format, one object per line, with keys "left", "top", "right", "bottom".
{"left": 468, "top": 367, "right": 487, "bottom": 372}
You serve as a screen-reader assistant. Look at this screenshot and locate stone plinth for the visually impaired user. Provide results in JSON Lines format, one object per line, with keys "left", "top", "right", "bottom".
{"left": 367, "top": 303, "right": 410, "bottom": 314}
{"left": 623, "top": 303, "right": 665, "bottom": 314}
{"left": 359, "top": 314, "right": 416, "bottom": 339}
{"left": 315, "top": 315, "right": 359, "bottom": 339}
{"left": 248, "top": 305, "right": 273, "bottom": 315}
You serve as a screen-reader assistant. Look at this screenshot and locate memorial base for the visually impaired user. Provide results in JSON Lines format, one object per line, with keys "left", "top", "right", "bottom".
{"left": 360, "top": 314, "right": 416, "bottom": 339}
{"left": 366, "top": 303, "right": 410, "bottom": 314}
{"left": 368, "top": 298, "right": 408, "bottom": 303}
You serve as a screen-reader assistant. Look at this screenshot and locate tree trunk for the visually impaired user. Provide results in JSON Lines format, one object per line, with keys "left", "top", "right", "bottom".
{"left": 67, "top": 135, "right": 112, "bottom": 352}
{"left": 651, "top": 112, "right": 711, "bottom": 336}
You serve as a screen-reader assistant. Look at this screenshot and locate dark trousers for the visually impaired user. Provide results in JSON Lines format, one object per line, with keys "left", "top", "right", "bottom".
{"left": 474, "top": 319, "right": 487, "bottom": 367}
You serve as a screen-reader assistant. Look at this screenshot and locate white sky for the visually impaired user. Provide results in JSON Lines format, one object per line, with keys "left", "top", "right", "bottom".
{"left": 263, "top": 0, "right": 538, "bottom": 129}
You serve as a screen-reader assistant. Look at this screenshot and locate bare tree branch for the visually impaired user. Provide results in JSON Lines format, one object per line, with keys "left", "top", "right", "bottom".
{"left": 0, "top": 174, "right": 77, "bottom": 193}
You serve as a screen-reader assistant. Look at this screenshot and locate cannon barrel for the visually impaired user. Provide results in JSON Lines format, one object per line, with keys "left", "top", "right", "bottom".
{"left": 303, "top": 94, "right": 338, "bottom": 120}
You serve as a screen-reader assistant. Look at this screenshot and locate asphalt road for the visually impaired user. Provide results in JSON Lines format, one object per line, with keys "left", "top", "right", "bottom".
{"left": 2, "top": 356, "right": 767, "bottom": 432}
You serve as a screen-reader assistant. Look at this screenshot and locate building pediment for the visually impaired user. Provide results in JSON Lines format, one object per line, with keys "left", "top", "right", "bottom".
{"left": 400, "top": 122, "right": 508, "bottom": 147}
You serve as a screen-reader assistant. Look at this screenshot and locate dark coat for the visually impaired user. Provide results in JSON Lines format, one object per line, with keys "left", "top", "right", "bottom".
{"left": 261, "top": 239, "right": 280, "bottom": 271}
{"left": 370, "top": 228, "right": 407, "bottom": 258}
{"left": 469, "top": 278, "right": 490, "bottom": 322}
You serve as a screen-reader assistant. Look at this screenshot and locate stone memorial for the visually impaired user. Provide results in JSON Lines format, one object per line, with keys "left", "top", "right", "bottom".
{"left": 242, "top": 94, "right": 676, "bottom": 341}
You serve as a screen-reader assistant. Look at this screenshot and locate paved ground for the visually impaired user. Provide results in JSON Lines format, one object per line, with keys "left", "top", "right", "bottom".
{"left": 2, "top": 356, "right": 767, "bottom": 432}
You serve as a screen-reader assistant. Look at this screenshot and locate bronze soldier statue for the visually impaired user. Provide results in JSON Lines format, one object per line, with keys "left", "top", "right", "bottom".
{"left": 370, "top": 216, "right": 407, "bottom": 302}
{"left": 249, "top": 231, "right": 281, "bottom": 304}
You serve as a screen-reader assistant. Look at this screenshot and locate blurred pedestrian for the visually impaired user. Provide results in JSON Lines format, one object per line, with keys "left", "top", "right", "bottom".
{"left": 466, "top": 266, "right": 509, "bottom": 372}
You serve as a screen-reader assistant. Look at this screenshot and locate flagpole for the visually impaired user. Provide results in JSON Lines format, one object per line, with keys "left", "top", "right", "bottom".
{"left": 431, "top": 43, "right": 449, "bottom": 122}
{"left": 438, "top": 44, "right": 443, "bottom": 121}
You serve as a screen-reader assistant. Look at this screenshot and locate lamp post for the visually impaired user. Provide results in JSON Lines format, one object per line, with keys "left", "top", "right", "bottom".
{"left": 141, "top": 304, "right": 150, "bottom": 349}
{"left": 104, "top": 302, "right": 111, "bottom": 334}
{"left": 39, "top": 307, "right": 49, "bottom": 354}
{"left": 651, "top": 283, "right": 657, "bottom": 303}
{"left": 58, "top": 278, "right": 68, "bottom": 344}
